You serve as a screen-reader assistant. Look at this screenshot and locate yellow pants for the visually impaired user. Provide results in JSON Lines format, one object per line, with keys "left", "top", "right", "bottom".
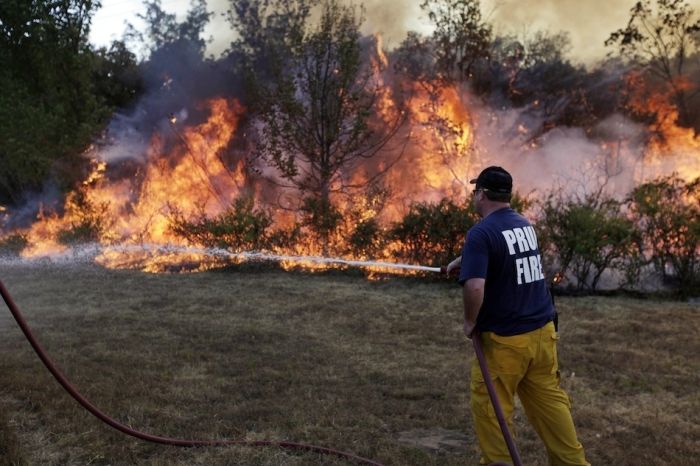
{"left": 470, "top": 321, "right": 589, "bottom": 466}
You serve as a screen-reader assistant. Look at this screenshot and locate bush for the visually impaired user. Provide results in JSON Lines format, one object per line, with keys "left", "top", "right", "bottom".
{"left": 300, "top": 197, "right": 343, "bottom": 250}
{"left": 56, "top": 191, "right": 109, "bottom": 245}
{"left": 538, "top": 192, "right": 638, "bottom": 291}
{"left": 347, "top": 218, "right": 384, "bottom": 259}
{"left": 0, "top": 234, "right": 28, "bottom": 257}
{"left": 171, "top": 195, "right": 273, "bottom": 252}
{"left": 268, "top": 224, "right": 304, "bottom": 253}
{"left": 510, "top": 191, "right": 535, "bottom": 215}
{"left": 342, "top": 183, "right": 390, "bottom": 259}
{"left": 390, "top": 198, "right": 478, "bottom": 266}
{"left": 627, "top": 175, "right": 700, "bottom": 296}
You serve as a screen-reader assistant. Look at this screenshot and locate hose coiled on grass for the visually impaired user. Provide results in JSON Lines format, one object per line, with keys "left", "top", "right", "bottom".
{"left": 0, "top": 279, "right": 384, "bottom": 466}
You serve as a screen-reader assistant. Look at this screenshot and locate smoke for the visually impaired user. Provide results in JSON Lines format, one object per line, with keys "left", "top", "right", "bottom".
{"left": 478, "top": 0, "right": 634, "bottom": 65}
{"left": 465, "top": 109, "right": 618, "bottom": 201}
{"left": 452, "top": 93, "right": 663, "bottom": 204}
{"left": 2, "top": 184, "right": 63, "bottom": 230}
{"left": 343, "top": 0, "right": 637, "bottom": 65}
{"left": 356, "top": 0, "right": 428, "bottom": 49}
{"left": 189, "top": 0, "right": 640, "bottom": 65}
{"left": 94, "top": 33, "right": 246, "bottom": 164}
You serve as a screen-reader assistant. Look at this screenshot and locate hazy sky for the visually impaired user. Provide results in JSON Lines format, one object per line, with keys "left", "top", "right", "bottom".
{"left": 90, "top": 0, "right": 700, "bottom": 65}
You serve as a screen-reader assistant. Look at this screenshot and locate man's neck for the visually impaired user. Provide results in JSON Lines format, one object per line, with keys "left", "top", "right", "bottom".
{"left": 480, "top": 202, "right": 510, "bottom": 218}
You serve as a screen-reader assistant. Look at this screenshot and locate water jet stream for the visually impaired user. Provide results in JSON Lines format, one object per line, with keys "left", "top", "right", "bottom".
{"left": 98, "top": 243, "right": 444, "bottom": 273}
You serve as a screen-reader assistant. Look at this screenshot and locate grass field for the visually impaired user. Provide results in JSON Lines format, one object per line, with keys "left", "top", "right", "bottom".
{"left": 0, "top": 262, "right": 698, "bottom": 465}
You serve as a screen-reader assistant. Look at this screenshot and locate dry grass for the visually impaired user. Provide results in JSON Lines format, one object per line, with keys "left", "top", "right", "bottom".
{"left": 0, "top": 262, "right": 698, "bottom": 465}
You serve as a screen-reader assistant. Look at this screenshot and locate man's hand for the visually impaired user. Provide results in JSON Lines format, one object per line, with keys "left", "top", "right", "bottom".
{"left": 463, "top": 320, "right": 476, "bottom": 339}
{"left": 446, "top": 256, "right": 461, "bottom": 276}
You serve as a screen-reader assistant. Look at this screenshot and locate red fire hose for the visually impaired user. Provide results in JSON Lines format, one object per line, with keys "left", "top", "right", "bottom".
{"left": 0, "top": 279, "right": 384, "bottom": 466}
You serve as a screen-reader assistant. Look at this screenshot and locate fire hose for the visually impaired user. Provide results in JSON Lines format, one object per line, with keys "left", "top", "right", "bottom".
{"left": 0, "top": 279, "right": 384, "bottom": 466}
{"left": 0, "top": 275, "right": 520, "bottom": 466}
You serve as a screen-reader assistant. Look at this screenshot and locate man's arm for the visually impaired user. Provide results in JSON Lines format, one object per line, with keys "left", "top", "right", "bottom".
{"left": 462, "top": 277, "right": 485, "bottom": 339}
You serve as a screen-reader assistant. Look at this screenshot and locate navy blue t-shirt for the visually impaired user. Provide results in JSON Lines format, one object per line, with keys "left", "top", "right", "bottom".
{"left": 458, "top": 207, "right": 554, "bottom": 336}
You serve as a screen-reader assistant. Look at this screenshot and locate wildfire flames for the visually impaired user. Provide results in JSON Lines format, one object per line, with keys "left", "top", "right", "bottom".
{"left": 2, "top": 38, "right": 699, "bottom": 274}
{"left": 18, "top": 98, "right": 247, "bottom": 271}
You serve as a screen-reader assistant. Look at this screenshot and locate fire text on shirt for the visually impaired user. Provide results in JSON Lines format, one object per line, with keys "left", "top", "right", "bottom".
{"left": 501, "top": 226, "right": 545, "bottom": 285}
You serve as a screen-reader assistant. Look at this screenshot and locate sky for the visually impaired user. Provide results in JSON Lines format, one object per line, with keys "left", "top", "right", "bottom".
{"left": 89, "top": 0, "right": 700, "bottom": 65}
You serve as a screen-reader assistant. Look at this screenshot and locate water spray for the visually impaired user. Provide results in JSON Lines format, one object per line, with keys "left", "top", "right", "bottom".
{"left": 98, "top": 243, "right": 445, "bottom": 274}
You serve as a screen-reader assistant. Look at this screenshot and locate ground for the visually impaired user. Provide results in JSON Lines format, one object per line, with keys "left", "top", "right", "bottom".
{"left": 0, "top": 262, "right": 698, "bottom": 465}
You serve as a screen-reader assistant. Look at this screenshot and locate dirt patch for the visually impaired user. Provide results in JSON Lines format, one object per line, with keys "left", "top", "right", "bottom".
{"left": 397, "top": 428, "right": 472, "bottom": 454}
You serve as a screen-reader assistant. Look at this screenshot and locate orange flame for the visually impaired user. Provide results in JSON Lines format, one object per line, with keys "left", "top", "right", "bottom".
{"left": 5, "top": 59, "right": 700, "bottom": 275}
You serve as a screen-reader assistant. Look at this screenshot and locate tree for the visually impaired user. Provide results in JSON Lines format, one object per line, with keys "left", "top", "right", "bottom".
{"left": 486, "top": 31, "right": 605, "bottom": 138}
{"left": 125, "top": 0, "right": 212, "bottom": 59}
{"left": 420, "top": 0, "right": 492, "bottom": 84}
{"left": 235, "top": 0, "right": 405, "bottom": 249}
{"left": 123, "top": 0, "right": 215, "bottom": 106}
{"left": 92, "top": 40, "right": 143, "bottom": 110}
{"left": 0, "top": 0, "right": 108, "bottom": 205}
{"left": 489, "top": 31, "right": 573, "bottom": 101}
{"left": 226, "top": 0, "right": 314, "bottom": 87}
{"left": 606, "top": 0, "right": 700, "bottom": 128}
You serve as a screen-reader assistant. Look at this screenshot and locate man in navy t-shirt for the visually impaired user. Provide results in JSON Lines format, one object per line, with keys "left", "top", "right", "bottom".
{"left": 450, "top": 166, "right": 589, "bottom": 465}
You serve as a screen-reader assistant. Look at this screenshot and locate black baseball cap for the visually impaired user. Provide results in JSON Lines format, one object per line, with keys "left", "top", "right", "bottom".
{"left": 470, "top": 166, "right": 512, "bottom": 194}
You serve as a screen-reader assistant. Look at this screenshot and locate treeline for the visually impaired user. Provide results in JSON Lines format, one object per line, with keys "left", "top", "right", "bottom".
{"left": 0, "top": 0, "right": 142, "bottom": 206}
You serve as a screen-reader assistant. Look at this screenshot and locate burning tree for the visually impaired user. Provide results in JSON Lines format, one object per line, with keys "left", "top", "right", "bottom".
{"left": 486, "top": 31, "right": 606, "bottom": 135}
{"left": 233, "top": 0, "right": 405, "bottom": 250}
{"left": 391, "top": 0, "right": 493, "bottom": 200}
{"left": 606, "top": 0, "right": 700, "bottom": 130}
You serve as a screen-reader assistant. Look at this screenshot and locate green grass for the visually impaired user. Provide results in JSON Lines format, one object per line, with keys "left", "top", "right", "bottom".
{"left": 0, "top": 263, "right": 698, "bottom": 465}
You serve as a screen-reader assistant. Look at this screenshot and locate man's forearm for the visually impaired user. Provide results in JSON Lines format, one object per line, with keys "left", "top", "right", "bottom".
{"left": 462, "top": 278, "right": 485, "bottom": 337}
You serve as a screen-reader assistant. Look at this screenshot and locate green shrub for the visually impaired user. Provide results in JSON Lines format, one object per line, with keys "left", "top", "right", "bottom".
{"left": 510, "top": 191, "right": 535, "bottom": 215}
{"left": 300, "top": 196, "right": 343, "bottom": 249}
{"left": 538, "top": 193, "right": 638, "bottom": 291}
{"left": 268, "top": 224, "right": 304, "bottom": 252}
{"left": 390, "top": 198, "right": 478, "bottom": 266}
{"left": 627, "top": 175, "right": 700, "bottom": 296}
{"left": 347, "top": 218, "right": 384, "bottom": 259}
{"left": 171, "top": 195, "right": 273, "bottom": 252}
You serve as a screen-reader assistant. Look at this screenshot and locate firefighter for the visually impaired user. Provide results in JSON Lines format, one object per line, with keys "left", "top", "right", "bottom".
{"left": 449, "top": 166, "right": 589, "bottom": 466}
